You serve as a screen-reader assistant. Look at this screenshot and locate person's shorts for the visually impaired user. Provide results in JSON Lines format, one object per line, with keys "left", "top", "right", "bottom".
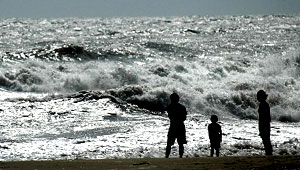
{"left": 210, "top": 142, "right": 220, "bottom": 149}
{"left": 167, "top": 127, "right": 187, "bottom": 145}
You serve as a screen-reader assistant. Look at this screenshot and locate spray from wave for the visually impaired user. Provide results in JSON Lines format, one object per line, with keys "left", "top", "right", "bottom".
{"left": 1, "top": 16, "right": 300, "bottom": 122}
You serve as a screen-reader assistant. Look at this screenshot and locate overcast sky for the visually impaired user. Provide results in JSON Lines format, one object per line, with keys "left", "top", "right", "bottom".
{"left": 0, "top": 0, "right": 299, "bottom": 18}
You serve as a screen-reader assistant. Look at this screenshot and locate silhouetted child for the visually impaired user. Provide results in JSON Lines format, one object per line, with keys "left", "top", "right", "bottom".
{"left": 208, "top": 115, "right": 222, "bottom": 157}
{"left": 165, "top": 92, "right": 187, "bottom": 158}
{"left": 257, "top": 90, "right": 273, "bottom": 155}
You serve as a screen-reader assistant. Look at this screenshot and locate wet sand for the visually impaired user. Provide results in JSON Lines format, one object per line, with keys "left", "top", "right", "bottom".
{"left": 1, "top": 155, "right": 300, "bottom": 170}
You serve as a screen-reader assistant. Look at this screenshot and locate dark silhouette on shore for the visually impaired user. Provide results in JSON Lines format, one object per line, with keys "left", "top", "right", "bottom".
{"left": 257, "top": 90, "right": 273, "bottom": 156}
{"left": 165, "top": 92, "right": 187, "bottom": 158}
{"left": 208, "top": 115, "right": 222, "bottom": 157}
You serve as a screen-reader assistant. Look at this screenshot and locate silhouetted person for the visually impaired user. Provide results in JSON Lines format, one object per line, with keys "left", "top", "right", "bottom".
{"left": 257, "top": 90, "right": 273, "bottom": 155}
{"left": 165, "top": 92, "right": 187, "bottom": 158}
{"left": 208, "top": 115, "right": 222, "bottom": 157}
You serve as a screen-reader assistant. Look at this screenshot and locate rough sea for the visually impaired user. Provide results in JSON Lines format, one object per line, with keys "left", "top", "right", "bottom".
{"left": 0, "top": 15, "right": 300, "bottom": 161}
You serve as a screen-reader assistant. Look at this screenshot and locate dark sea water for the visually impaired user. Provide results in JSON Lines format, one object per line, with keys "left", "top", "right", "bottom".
{"left": 0, "top": 15, "right": 300, "bottom": 160}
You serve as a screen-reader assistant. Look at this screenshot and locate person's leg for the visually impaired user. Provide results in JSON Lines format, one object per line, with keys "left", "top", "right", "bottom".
{"left": 166, "top": 137, "right": 175, "bottom": 158}
{"left": 266, "top": 143, "right": 273, "bottom": 155}
{"left": 178, "top": 133, "right": 186, "bottom": 158}
{"left": 165, "top": 144, "right": 171, "bottom": 158}
{"left": 216, "top": 148, "right": 220, "bottom": 157}
{"left": 263, "top": 137, "right": 273, "bottom": 155}
{"left": 210, "top": 147, "right": 214, "bottom": 157}
{"left": 179, "top": 144, "right": 184, "bottom": 158}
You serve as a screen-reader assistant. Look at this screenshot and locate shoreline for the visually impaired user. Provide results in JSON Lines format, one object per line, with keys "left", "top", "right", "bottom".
{"left": 1, "top": 155, "right": 300, "bottom": 170}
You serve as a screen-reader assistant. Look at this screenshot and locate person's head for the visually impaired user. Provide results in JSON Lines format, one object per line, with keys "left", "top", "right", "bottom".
{"left": 257, "top": 90, "right": 268, "bottom": 102}
{"left": 210, "top": 115, "right": 218, "bottom": 123}
{"left": 170, "top": 92, "right": 180, "bottom": 103}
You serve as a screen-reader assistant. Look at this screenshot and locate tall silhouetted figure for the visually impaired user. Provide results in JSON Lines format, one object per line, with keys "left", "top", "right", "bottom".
{"left": 165, "top": 92, "right": 187, "bottom": 158}
{"left": 257, "top": 90, "right": 273, "bottom": 156}
{"left": 208, "top": 115, "right": 222, "bottom": 157}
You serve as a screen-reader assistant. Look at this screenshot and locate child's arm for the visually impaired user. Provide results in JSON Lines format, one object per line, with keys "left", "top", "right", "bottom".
{"left": 208, "top": 125, "right": 212, "bottom": 140}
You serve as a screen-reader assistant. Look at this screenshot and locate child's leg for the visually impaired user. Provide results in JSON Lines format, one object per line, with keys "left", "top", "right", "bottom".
{"left": 179, "top": 144, "right": 184, "bottom": 158}
{"left": 210, "top": 147, "right": 214, "bottom": 157}
{"left": 165, "top": 143, "right": 172, "bottom": 158}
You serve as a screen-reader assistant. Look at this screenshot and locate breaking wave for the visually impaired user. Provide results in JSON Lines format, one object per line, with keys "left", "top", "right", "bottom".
{"left": 0, "top": 44, "right": 138, "bottom": 62}
{"left": 1, "top": 15, "right": 300, "bottom": 122}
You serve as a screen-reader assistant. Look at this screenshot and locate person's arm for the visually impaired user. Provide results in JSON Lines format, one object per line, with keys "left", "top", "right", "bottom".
{"left": 208, "top": 125, "right": 212, "bottom": 140}
{"left": 267, "top": 103, "right": 271, "bottom": 123}
{"left": 219, "top": 126, "right": 222, "bottom": 143}
{"left": 183, "top": 107, "right": 187, "bottom": 121}
{"left": 167, "top": 105, "right": 172, "bottom": 119}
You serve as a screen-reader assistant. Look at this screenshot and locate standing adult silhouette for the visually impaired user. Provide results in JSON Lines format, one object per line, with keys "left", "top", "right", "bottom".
{"left": 165, "top": 92, "right": 187, "bottom": 158}
{"left": 257, "top": 90, "right": 273, "bottom": 155}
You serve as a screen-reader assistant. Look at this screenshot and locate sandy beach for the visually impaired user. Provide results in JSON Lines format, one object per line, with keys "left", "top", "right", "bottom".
{"left": 1, "top": 155, "right": 300, "bottom": 170}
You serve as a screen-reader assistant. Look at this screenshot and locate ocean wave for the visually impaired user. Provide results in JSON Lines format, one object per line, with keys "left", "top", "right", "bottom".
{"left": 144, "top": 42, "right": 191, "bottom": 54}
{"left": 1, "top": 44, "right": 100, "bottom": 62}
{"left": 1, "top": 16, "right": 300, "bottom": 122}
{"left": 68, "top": 86, "right": 169, "bottom": 113}
{"left": 4, "top": 82, "right": 299, "bottom": 123}
{"left": 1, "top": 53, "right": 300, "bottom": 122}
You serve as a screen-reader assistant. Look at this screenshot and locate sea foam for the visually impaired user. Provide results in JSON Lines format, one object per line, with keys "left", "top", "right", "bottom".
{"left": 1, "top": 15, "right": 300, "bottom": 122}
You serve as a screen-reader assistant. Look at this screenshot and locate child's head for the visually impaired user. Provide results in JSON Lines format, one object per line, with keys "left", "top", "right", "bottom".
{"left": 210, "top": 115, "right": 218, "bottom": 123}
{"left": 257, "top": 90, "right": 268, "bottom": 102}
